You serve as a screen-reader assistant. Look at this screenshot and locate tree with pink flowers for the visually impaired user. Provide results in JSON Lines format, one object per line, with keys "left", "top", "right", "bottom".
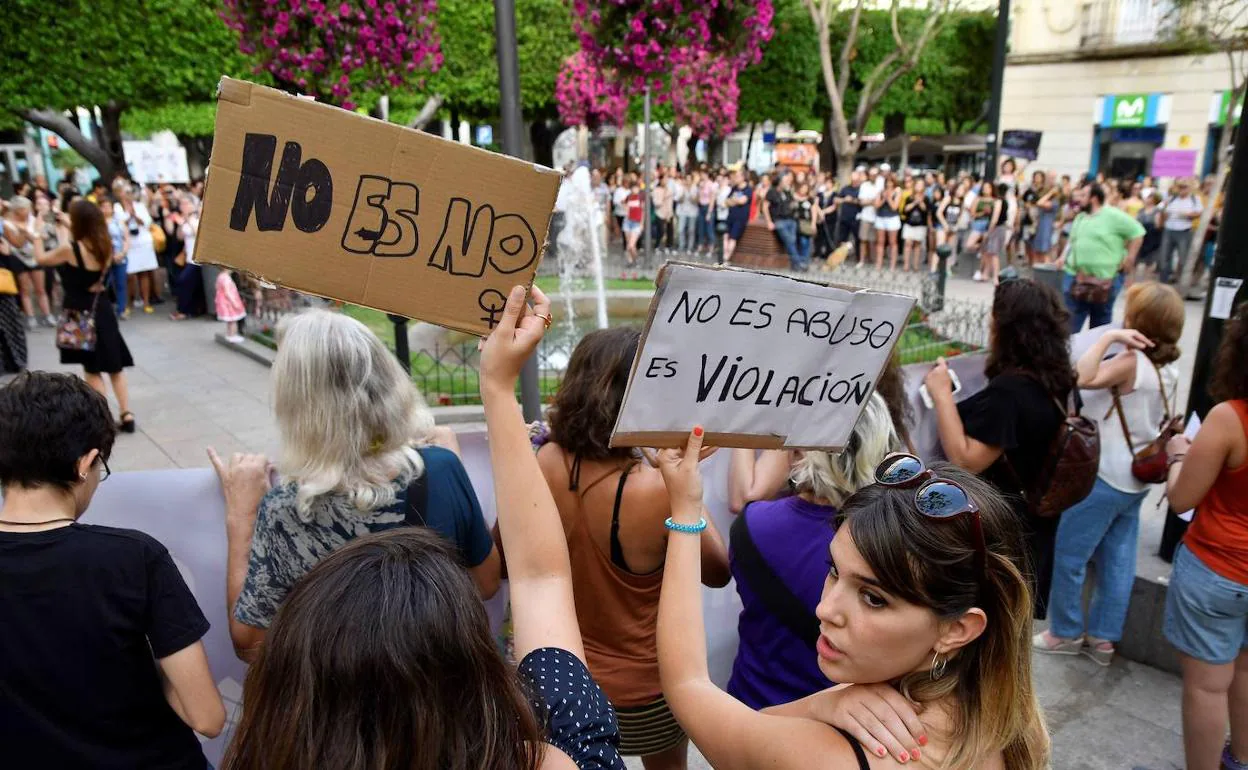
{"left": 554, "top": 51, "right": 628, "bottom": 129}
{"left": 220, "top": 0, "right": 443, "bottom": 111}
{"left": 568, "top": 0, "right": 772, "bottom": 141}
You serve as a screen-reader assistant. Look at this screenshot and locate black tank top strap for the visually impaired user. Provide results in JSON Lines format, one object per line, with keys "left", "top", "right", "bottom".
{"left": 834, "top": 727, "right": 871, "bottom": 770}
{"left": 71, "top": 240, "right": 84, "bottom": 268}
{"left": 609, "top": 463, "right": 636, "bottom": 571}
{"left": 567, "top": 452, "right": 583, "bottom": 491}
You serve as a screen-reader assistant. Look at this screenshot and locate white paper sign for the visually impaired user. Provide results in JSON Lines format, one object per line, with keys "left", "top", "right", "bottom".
{"left": 611, "top": 263, "right": 915, "bottom": 451}
{"left": 1210, "top": 277, "right": 1243, "bottom": 321}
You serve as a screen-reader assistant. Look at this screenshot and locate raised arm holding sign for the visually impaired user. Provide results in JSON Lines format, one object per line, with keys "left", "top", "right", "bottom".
{"left": 611, "top": 263, "right": 915, "bottom": 452}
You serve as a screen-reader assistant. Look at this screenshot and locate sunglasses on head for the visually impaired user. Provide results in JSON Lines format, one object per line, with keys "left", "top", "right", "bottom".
{"left": 874, "top": 453, "right": 987, "bottom": 577}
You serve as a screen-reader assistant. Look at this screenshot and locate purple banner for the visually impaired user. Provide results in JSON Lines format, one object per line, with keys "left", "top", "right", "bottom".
{"left": 1152, "top": 149, "right": 1198, "bottom": 179}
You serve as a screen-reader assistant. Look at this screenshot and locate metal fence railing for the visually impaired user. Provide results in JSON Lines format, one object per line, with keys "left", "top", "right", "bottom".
{"left": 233, "top": 256, "right": 988, "bottom": 402}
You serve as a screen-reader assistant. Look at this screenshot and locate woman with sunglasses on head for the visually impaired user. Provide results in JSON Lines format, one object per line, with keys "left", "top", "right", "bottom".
{"left": 657, "top": 432, "right": 1049, "bottom": 769}
{"left": 0, "top": 372, "right": 224, "bottom": 768}
{"left": 923, "top": 278, "right": 1075, "bottom": 620}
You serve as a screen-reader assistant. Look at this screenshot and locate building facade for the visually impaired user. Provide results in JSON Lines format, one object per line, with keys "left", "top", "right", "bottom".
{"left": 1000, "top": 0, "right": 1243, "bottom": 181}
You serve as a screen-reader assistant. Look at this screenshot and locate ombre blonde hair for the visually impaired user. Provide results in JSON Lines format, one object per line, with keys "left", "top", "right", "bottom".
{"left": 789, "top": 392, "right": 899, "bottom": 507}
{"left": 272, "top": 309, "right": 435, "bottom": 520}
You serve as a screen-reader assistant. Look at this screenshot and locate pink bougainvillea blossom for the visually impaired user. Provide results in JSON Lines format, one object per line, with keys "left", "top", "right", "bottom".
{"left": 570, "top": 0, "right": 773, "bottom": 94}
{"left": 221, "top": 0, "right": 442, "bottom": 108}
{"left": 670, "top": 49, "right": 740, "bottom": 138}
{"left": 555, "top": 51, "right": 628, "bottom": 129}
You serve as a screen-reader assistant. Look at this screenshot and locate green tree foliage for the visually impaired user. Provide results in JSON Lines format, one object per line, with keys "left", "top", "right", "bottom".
{"left": 736, "top": 5, "right": 991, "bottom": 136}
{"left": 122, "top": 103, "right": 219, "bottom": 139}
{"left": 0, "top": 0, "right": 251, "bottom": 177}
{"left": 737, "top": 0, "right": 821, "bottom": 127}
{"left": 416, "top": 0, "right": 577, "bottom": 122}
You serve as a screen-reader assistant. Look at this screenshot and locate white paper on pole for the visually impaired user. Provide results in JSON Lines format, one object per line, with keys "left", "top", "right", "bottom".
{"left": 1210, "top": 277, "right": 1243, "bottom": 320}
{"left": 611, "top": 263, "right": 915, "bottom": 451}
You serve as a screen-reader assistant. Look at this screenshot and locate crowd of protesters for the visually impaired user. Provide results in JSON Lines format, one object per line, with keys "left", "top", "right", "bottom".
{"left": 0, "top": 147, "right": 1242, "bottom": 770}
{"left": 595, "top": 160, "right": 1224, "bottom": 293}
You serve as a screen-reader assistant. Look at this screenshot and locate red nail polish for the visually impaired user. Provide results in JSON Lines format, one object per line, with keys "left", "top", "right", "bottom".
{"left": 919, "top": 735, "right": 928, "bottom": 746}
{"left": 876, "top": 747, "right": 886, "bottom": 758}
{"left": 900, "top": 751, "right": 910, "bottom": 762}
{"left": 912, "top": 748, "right": 920, "bottom": 759}
{"left": 693, "top": 426, "right": 704, "bottom": 437}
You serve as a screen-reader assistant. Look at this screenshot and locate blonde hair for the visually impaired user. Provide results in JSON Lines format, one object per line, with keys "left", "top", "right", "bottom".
{"left": 272, "top": 309, "right": 435, "bottom": 520}
{"left": 789, "top": 393, "right": 899, "bottom": 507}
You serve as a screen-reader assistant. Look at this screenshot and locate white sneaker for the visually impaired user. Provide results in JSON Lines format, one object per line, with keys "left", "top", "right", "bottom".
{"left": 972, "top": 270, "right": 983, "bottom": 282}
{"left": 225, "top": 334, "right": 245, "bottom": 344}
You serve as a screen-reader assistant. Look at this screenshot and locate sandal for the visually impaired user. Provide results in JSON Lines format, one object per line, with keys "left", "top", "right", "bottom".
{"left": 169, "top": 312, "right": 188, "bottom": 321}
{"left": 118, "top": 412, "right": 137, "bottom": 434}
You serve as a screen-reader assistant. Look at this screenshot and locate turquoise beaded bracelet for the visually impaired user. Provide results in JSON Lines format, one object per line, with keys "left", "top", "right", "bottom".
{"left": 664, "top": 517, "right": 708, "bottom": 534}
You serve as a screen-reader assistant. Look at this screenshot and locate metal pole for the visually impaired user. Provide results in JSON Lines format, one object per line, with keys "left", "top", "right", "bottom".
{"left": 643, "top": 86, "right": 653, "bottom": 265}
{"left": 984, "top": 0, "right": 1010, "bottom": 179}
{"left": 387, "top": 313, "right": 411, "bottom": 374}
{"left": 494, "top": 0, "right": 542, "bottom": 422}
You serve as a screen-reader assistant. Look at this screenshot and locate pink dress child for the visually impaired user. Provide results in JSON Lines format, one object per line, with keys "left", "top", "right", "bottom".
{"left": 215, "top": 270, "right": 247, "bottom": 342}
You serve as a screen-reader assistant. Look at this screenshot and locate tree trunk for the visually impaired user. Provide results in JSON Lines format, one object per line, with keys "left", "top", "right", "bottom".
{"left": 1177, "top": 85, "right": 1240, "bottom": 298}
{"left": 883, "top": 112, "right": 906, "bottom": 138}
{"left": 528, "top": 120, "right": 558, "bottom": 169}
{"left": 449, "top": 106, "right": 461, "bottom": 142}
{"left": 744, "top": 123, "right": 756, "bottom": 169}
{"left": 18, "top": 106, "right": 121, "bottom": 180}
{"left": 408, "top": 94, "right": 444, "bottom": 130}
{"left": 98, "top": 102, "right": 127, "bottom": 179}
{"left": 705, "top": 135, "right": 724, "bottom": 167}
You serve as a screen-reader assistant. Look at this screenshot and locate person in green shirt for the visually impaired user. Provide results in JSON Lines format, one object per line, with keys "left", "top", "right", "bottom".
{"left": 1059, "top": 183, "right": 1144, "bottom": 333}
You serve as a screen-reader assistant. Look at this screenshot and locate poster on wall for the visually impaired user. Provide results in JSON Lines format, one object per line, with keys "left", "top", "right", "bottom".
{"left": 123, "top": 138, "right": 191, "bottom": 184}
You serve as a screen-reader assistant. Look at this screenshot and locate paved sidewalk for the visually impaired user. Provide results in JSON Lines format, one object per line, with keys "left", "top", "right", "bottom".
{"left": 24, "top": 280, "right": 1192, "bottom": 769}
{"left": 24, "top": 314, "right": 280, "bottom": 472}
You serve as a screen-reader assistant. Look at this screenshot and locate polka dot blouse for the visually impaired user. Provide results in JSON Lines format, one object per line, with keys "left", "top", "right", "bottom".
{"left": 518, "top": 647, "right": 627, "bottom": 769}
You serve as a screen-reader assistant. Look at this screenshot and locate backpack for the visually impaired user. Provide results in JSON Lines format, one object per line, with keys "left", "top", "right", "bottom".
{"left": 1018, "top": 392, "right": 1100, "bottom": 518}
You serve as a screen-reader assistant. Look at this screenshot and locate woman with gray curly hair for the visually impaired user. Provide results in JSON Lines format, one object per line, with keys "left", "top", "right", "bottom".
{"left": 213, "top": 308, "right": 499, "bottom": 663}
{"left": 725, "top": 393, "right": 901, "bottom": 709}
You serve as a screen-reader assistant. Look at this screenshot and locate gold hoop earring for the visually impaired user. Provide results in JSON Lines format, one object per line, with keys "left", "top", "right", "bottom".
{"left": 930, "top": 651, "right": 948, "bottom": 680}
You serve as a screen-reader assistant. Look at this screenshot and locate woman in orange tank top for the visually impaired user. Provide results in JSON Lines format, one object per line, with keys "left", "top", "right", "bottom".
{"left": 1165, "top": 300, "right": 1248, "bottom": 770}
{"left": 535, "top": 327, "right": 730, "bottom": 770}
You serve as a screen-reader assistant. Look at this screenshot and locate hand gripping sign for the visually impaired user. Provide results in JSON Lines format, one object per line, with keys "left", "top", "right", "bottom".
{"left": 196, "top": 78, "right": 561, "bottom": 335}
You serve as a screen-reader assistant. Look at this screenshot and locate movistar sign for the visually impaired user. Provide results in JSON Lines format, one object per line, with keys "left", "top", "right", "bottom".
{"left": 1103, "top": 93, "right": 1161, "bottom": 128}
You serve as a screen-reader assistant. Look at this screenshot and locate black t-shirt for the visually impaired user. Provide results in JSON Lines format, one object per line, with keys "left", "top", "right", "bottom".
{"left": 0, "top": 524, "right": 211, "bottom": 769}
{"left": 956, "top": 374, "right": 1064, "bottom": 516}
{"left": 766, "top": 188, "right": 795, "bottom": 221}
{"left": 904, "top": 199, "right": 928, "bottom": 227}
{"left": 837, "top": 185, "right": 861, "bottom": 224}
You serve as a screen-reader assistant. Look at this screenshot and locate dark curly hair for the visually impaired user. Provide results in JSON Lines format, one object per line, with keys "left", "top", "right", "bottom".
{"left": 0, "top": 371, "right": 116, "bottom": 492}
{"left": 548, "top": 327, "right": 641, "bottom": 461}
{"left": 984, "top": 278, "right": 1076, "bottom": 399}
{"left": 1211, "top": 300, "right": 1248, "bottom": 404}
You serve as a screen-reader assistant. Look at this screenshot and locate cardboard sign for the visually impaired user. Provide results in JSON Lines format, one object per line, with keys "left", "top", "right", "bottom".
{"left": 611, "top": 263, "right": 915, "bottom": 451}
{"left": 195, "top": 78, "right": 562, "bottom": 335}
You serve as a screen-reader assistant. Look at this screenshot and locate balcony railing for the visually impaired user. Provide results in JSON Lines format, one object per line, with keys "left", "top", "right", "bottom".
{"left": 1078, "top": 0, "right": 1180, "bottom": 49}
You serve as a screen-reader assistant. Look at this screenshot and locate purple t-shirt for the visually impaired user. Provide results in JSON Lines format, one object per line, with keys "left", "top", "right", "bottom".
{"left": 727, "top": 495, "right": 838, "bottom": 710}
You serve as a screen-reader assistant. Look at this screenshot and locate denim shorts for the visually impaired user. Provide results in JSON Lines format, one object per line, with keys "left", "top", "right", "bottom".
{"left": 1164, "top": 544, "right": 1248, "bottom": 664}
